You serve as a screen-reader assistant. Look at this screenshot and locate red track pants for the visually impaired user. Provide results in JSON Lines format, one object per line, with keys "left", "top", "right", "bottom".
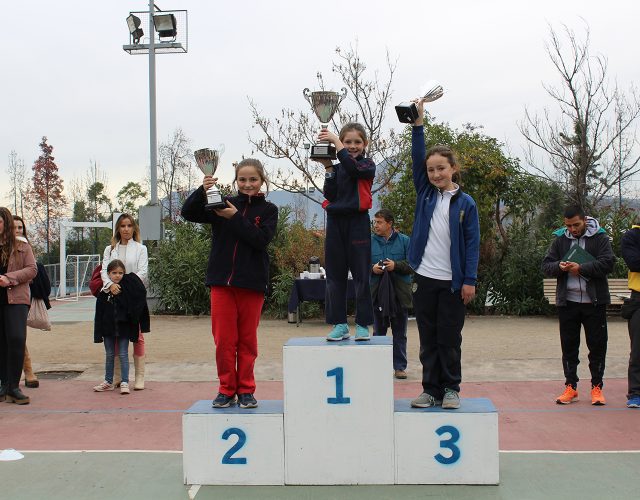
{"left": 210, "top": 286, "right": 264, "bottom": 396}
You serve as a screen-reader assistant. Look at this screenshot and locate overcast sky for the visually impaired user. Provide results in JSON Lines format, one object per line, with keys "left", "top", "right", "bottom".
{"left": 2, "top": 0, "right": 640, "bottom": 201}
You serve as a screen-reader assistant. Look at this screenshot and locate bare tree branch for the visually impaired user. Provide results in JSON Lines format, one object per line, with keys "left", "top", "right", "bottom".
{"left": 248, "top": 43, "right": 403, "bottom": 203}
{"left": 519, "top": 23, "right": 640, "bottom": 210}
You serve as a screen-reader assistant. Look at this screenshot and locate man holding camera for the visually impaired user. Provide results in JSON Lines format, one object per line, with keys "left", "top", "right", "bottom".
{"left": 371, "top": 209, "right": 413, "bottom": 379}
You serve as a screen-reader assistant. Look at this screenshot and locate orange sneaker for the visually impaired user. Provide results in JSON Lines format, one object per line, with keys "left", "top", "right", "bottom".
{"left": 556, "top": 385, "right": 578, "bottom": 404}
{"left": 591, "top": 385, "right": 606, "bottom": 405}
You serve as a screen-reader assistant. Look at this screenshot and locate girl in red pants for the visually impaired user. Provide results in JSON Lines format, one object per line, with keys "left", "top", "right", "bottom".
{"left": 182, "top": 159, "right": 278, "bottom": 409}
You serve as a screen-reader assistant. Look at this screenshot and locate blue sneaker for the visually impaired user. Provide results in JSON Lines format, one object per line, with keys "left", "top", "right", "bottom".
{"left": 326, "top": 323, "right": 350, "bottom": 341}
{"left": 627, "top": 395, "right": 640, "bottom": 408}
{"left": 354, "top": 324, "right": 370, "bottom": 341}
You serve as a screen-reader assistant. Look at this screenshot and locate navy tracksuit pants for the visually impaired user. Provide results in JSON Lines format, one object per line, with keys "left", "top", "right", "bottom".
{"left": 413, "top": 274, "right": 466, "bottom": 398}
{"left": 324, "top": 213, "right": 374, "bottom": 326}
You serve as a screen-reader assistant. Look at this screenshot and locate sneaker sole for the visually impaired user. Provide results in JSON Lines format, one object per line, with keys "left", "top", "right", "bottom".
{"left": 442, "top": 403, "right": 460, "bottom": 409}
{"left": 326, "top": 335, "right": 350, "bottom": 341}
{"left": 627, "top": 403, "right": 640, "bottom": 408}
{"left": 556, "top": 398, "right": 578, "bottom": 404}
{"left": 239, "top": 403, "right": 258, "bottom": 409}
{"left": 212, "top": 400, "right": 236, "bottom": 408}
{"left": 6, "top": 396, "right": 30, "bottom": 405}
{"left": 93, "top": 387, "right": 115, "bottom": 392}
{"left": 411, "top": 402, "right": 436, "bottom": 408}
{"left": 591, "top": 400, "right": 606, "bottom": 406}
{"left": 354, "top": 336, "right": 370, "bottom": 341}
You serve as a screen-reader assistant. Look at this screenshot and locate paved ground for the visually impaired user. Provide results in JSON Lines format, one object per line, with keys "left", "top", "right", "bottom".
{"left": 1, "top": 298, "right": 639, "bottom": 499}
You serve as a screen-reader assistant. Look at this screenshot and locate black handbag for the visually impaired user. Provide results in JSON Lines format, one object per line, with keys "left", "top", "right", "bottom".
{"left": 621, "top": 298, "right": 640, "bottom": 320}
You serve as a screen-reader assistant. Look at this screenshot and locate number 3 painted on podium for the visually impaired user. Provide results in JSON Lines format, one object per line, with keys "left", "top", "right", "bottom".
{"left": 221, "top": 428, "right": 247, "bottom": 465}
{"left": 434, "top": 425, "right": 461, "bottom": 465}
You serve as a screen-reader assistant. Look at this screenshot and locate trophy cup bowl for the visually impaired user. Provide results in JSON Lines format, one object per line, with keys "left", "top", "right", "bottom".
{"left": 303, "top": 88, "right": 348, "bottom": 160}
{"left": 395, "top": 80, "right": 445, "bottom": 124}
{"left": 194, "top": 147, "right": 226, "bottom": 210}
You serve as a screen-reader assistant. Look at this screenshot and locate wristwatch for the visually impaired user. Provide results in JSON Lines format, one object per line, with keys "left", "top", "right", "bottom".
{"left": 325, "top": 171, "right": 335, "bottom": 180}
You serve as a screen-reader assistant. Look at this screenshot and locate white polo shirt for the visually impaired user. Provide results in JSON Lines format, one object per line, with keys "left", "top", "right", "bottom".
{"left": 416, "top": 186, "right": 459, "bottom": 280}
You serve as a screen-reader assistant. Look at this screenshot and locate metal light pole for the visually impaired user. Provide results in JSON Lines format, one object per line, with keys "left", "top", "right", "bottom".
{"left": 123, "top": 4, "right": 187, "bottom": 240}
{"left": 148, "top": 0, "right": 158, "bottom": 206}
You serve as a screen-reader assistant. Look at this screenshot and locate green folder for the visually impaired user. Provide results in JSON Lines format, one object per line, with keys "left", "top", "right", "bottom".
{"left": 562, "top": 244, "right": 595, "bottom": 264}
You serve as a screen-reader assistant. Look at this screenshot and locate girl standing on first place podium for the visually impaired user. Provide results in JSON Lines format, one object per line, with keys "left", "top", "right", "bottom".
{"left": 316, "top": 123, "right": 376, "bottom": 341}
{"left": 181, "top": 159, "right": 278, "bottom": 410}
{"left": 408, "top": 99, "right": 480, "bottom": 410}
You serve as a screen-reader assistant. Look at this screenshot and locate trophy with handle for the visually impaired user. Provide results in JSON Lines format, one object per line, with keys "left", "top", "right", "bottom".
{"left": 303, "top": 87, "right": 348, "bottom": 160}
{"left": 395, "top": 80, "right": 444, "bottom": 123}
{"left": 194, "top": 146, "right": 226, "bottom": 210}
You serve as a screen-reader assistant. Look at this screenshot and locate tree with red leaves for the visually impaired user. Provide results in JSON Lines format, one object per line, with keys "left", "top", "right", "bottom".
{"left": 26, "top": 136, "right": 67, "bottom": 258}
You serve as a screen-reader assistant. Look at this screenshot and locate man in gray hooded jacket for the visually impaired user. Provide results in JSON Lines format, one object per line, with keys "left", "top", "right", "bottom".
{"left": 542, "top": 205, "right": 615, "bottom": 406}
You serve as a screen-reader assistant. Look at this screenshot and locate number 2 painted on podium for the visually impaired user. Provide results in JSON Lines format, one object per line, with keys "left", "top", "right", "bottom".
{"left": 434, "top": 425, "right": 461, "bottom": 465}
{"left": 221, "top": 428, "right": 247, "bottom": 464}
{"left": 326, "top": 367, "right": 351, "bottom": 404}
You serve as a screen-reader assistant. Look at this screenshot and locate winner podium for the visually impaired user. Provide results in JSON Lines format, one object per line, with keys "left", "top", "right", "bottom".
{"left": 183, "top": 336, "right": 499, "bottom": 486}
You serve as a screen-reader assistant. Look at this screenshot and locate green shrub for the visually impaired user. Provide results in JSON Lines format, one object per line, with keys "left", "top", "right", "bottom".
{"left": 266, "top": 271, "right": 295, "bottom": 319}
{"left": 477, "top": 222, "right": 552, "bottom": 316}
{"left": 149, "top": 222, "right": 210, "bottom": 315}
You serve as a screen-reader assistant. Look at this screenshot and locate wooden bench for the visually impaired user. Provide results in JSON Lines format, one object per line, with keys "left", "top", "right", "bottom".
{"left": 543, "top": 278, "right": 630, "bottom": 306}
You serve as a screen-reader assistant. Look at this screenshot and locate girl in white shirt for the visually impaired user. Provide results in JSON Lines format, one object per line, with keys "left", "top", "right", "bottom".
{"left": 101, "top": 214, "right": 149, "bottom": 390}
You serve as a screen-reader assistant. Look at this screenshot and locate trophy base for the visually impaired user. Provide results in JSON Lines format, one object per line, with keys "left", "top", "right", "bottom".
{"left": 310, "top": 142, "right": 337, "bottom": 160}
{"left": 205, "top": 201, "right": 227, "bottom": 210}
{"left": 395, "top": 102, "right": 419, "bottom": 124}
{"left": 205, "top": 189, "right": 226, "bottom": 210}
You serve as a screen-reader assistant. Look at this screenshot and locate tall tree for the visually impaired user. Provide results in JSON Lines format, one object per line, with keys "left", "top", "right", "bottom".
{"left": 26, "top": 137, "right": 67, "bottom": 257}
{"left": 5, "top": 150, "right": 28, "bottom": 218}
{"left": 249, "top": 43, "right": 402, "bottom": 202}
{"left": 158, "top": 127, "right": 196, "bottom": 222}
{"left": 519, "top": 24, "right": 640, "bottom": 210}
{"left": 116, "top": 181, "right": 148, "bottom": 216}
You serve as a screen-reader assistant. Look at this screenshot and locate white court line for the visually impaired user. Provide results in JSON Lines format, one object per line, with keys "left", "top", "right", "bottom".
{"left": 501, "top": 450, "right": 640, "bottom": 454}
{"left": 19, "top": 449, "right": 182, "bottom": 453}
{"left": 187, "top": 485, "right": 201, "bottom": 499}
{"left": 19, "top": 449, "right": 640, "bottom": 454}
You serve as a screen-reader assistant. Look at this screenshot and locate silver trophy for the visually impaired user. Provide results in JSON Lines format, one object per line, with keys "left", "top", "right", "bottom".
{"left": 303, "top": 88, "right": 348, "bottom": 160}
{"left": 194, "top": 146, "right": 226, "bottom": 210}
{"left": 395, "top": 80, "right": 445, "bottom": 123}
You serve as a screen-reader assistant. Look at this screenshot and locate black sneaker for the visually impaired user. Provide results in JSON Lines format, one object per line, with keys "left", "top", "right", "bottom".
{"left": 212, "top": 393, "right": 236, "bottom": 408}
{"left": 237, "top": 393, "right": 258, "bottom": 409}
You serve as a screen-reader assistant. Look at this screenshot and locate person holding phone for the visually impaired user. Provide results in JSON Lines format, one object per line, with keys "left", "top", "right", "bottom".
{"left": 542, "top": 205, "right": 615, "bottom": 405}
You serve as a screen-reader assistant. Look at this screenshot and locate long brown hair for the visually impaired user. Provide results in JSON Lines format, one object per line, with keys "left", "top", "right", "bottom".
{"left": 13, "top": 215, "right": 28, "bottom": 242}
{"left": 0, "top": 207, "right": 17, "bottom": 266}
{"left": 111, "top": 213, "right": 141, "bottom": 249}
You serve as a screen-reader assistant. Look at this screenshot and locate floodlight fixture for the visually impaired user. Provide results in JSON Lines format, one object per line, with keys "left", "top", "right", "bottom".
{"left": 153, "top": 13, "right": 177, "bottom": 39}
{"left": 126, "top": 14, "right": 144, "bottom": 44}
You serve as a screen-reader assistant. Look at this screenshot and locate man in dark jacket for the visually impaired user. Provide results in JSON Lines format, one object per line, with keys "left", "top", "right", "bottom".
{"left": 542, "top": 205, "right": 615, "bottom": 406}
{"left": 371, "top": 209, "right": 412, "bottom": 379}
{"left": 620, "top": 224, "right": 640, "bottom": 408}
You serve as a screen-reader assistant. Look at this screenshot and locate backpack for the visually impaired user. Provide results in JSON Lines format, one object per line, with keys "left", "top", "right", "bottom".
{"left": 89, "top": 264, "right": 103, "bottom": 297}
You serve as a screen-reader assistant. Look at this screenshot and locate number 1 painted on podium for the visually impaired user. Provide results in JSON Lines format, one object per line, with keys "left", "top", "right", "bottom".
{"left": 326, "top": 367, "right": 351, "bottom": 404}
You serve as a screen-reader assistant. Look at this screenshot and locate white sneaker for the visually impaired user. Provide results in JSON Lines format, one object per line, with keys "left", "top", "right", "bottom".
{"left": 93, "top": 381, "right": 114, "bottom": 392}
{"left": 120, "top": 382, "right": 130, "bottom": 395}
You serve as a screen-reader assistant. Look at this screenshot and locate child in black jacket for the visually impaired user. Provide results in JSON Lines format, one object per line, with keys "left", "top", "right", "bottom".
{"left": 93, "top": 259, "right": 149, "bottom": 395}
{"left": 316, "top": 122, "right": 376, "bottom": 341}
{"left": 181, "top": 159, "right": 278, "bottom": 409}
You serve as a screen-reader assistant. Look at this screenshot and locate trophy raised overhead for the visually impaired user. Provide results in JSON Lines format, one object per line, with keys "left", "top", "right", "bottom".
{"left": 303, "top": 88, "right": 348, "bottom": 160}
{"left": 395, "top": 80, "right": 444, "bottom": 123}
{"left": 194, "top": 146, "right": 226, "bottom": 210}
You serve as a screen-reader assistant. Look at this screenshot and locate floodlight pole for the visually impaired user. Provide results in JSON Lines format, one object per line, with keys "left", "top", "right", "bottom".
{"left": 148, "top": 0, "right": 158, "bottom": 206}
